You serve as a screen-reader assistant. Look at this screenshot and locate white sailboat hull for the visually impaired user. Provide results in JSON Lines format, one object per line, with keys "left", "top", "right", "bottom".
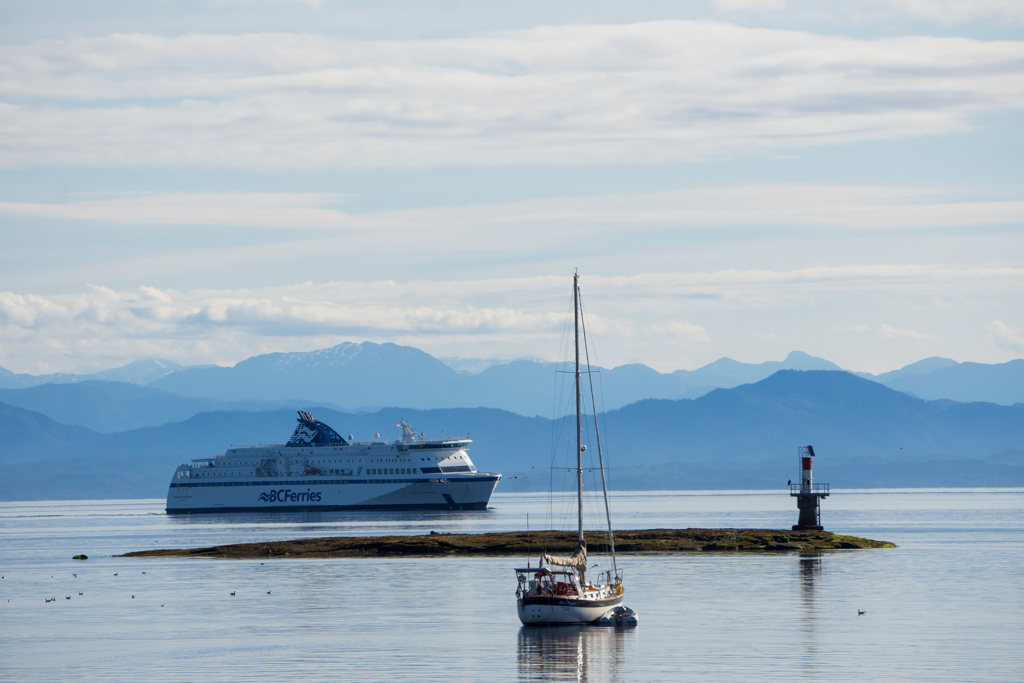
{"left": 517, "top": 594, "right": 625, "bottom": 625}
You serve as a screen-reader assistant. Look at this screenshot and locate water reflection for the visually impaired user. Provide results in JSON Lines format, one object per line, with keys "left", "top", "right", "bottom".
{"left": 798, "top": 554, "right": 822, "bottom": 681}
{"left": 517, "top": 626, "right": 632, "bottom": 682}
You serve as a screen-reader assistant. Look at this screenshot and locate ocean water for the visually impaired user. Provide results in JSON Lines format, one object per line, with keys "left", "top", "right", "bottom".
{"left": 1, "top": 488, "right": 1023, "bottom": 682}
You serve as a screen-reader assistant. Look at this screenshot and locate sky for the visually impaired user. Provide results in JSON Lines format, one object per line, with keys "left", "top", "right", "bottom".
{"left": 0, "top": 0, "right": 1022, "bottom": 376}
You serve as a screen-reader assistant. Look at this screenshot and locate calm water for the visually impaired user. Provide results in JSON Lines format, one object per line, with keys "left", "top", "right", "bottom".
{"left": 2, "top": 489, "right": 1023, "bottom": 682}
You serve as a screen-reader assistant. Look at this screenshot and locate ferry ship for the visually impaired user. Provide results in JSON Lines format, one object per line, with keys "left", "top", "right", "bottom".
{"left": 166, "top": 412, "right": 501, "bottom": 513}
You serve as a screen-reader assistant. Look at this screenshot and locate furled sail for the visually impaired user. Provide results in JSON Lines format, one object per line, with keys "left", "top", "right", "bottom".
{"left": 544, "top": 542, "right": 587, "bottom": 571}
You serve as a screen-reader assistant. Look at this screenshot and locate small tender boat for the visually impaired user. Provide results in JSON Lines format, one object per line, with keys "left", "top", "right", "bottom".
{"left": 513, "top": 272, "right": 635, "bottom": 626}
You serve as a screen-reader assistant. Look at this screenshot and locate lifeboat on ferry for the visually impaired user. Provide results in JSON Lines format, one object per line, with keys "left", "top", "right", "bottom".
{"left": 304, "top": 466, "right": 320, "bottom": 475}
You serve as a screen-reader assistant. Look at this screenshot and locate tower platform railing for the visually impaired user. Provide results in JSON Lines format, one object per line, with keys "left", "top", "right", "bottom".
{"left": 790, "top": 483, "right": 830, "bottom": 496}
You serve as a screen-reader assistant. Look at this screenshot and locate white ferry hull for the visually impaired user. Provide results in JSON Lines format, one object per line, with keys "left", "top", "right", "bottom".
{"left": 166, "top": 473, "right": 500, "bottom": 514}
{"left": 517, "top": 594, "right": 625, "bottom": 625}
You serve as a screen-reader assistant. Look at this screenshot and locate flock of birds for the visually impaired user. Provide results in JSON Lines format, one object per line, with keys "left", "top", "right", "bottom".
{"left": 8, "top": 565, "right": 869, "bottom": 615}
{"left": 2, "top": 551, "right": 278, "bottom": 608}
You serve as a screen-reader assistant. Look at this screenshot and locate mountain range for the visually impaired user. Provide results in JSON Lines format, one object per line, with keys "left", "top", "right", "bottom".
{"left": 2, "top": 370, "right": 1022, "bottom": 501}
{"left": 0, "top": 358, "right": 191, "bottom": 389}
{"left": 1, "top": 343, "right": 1020, "bottom": 429}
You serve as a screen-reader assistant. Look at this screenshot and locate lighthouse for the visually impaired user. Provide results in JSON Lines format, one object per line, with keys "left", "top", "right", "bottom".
{"left": 790, "top": 445, "right": 829, "bottom": 531}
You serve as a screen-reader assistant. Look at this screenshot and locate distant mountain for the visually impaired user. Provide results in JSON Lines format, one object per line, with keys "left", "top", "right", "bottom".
{"left": 0, "top": 367, "right": 78, "bottom": 389}
{"left": 145, "top": 343, "right": 863, "bottom": 415}
{"left": 437, "top": 356, "right": 547, "bottom": 374}
{"left": 82, "top": 359, "right": 186, "bottom": 385}
{"left": 880, "top": 360, "right": 1024, "bottom": 405}
{"left": 603, "top": 370, "right": 1024, "bottom": 467}
{"left": 0, "top": 402, "right": 100, "bottom": 464}
{"left": 3, "top": 370, "right": 1022, "bottom": 501}
{"left": 874, "top": 357, "right": 960, "bottom": 382}
{"left": 4, "top": 344, "right": 1023, "bottom": 412}
{"left": 0, "top": 381, "right": 289, "bottom": 433}
{"left": 673, "top": 351, "right": 844, "bottom": 389}
{"left": 150, "top": 342, "right": 464, "bottom": 407}
{"left": 0, "top": 358, "right": 190, "bottom": 389}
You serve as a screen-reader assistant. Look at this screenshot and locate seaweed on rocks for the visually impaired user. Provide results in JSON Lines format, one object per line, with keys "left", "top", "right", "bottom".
{"left": 119, "top": 528, "right": 895, "bottom": 559}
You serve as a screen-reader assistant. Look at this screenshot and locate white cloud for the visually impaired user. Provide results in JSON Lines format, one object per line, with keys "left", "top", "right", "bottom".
{"left": 1, "top": 22, "right": 1022, "bottom": 169}
{"left": 987, "top": 320, "right": 1024, "bottom": 352}
{"left": 662, "top": 320, "right": 711, "bottom": 342}
{"left": 709, "top": 0, "right": 1024, "bottom": 24}
{"left": 880, "top": 323, "right": 935, "bottom": 340}
{"left": 881, "top": 0, "right": 1024, "bottom": 24}
{"left": 1, "top": 265, "right": 1021, "bottom": 373}
{"left": 714, "top": 0, "right": 787, "bottom": 11}
{"left": 2, "top": 184, "right": 1023, "bottom": 230}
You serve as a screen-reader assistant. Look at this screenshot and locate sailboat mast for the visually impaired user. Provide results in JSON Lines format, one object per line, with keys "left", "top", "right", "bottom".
{"left": 574, "top": 271, "right": 584, "bottom": 546}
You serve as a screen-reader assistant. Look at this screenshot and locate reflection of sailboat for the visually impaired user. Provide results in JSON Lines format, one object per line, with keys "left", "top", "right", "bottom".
{"left": 517, "top": 625, "right": 631, "bottom": 682}
{"left": 514, "top": 272, "right": 635, "bottom": 626}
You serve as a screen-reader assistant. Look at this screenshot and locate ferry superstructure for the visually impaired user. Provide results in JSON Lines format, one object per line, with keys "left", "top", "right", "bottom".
{"left": 166, "top": 413, "right": 501, "bottom": 513}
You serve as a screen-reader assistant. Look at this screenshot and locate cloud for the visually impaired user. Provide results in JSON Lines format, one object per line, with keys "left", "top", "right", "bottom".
{"left": 987, "top": 320, "right": 1024, "bottom": 352}
{"left": 881, "top": 0, "right": 1024, "bottom": 24}
{"left": 714, "top": 0, "right": 787, "bottom": 11}
{"left": 880, "top": 323, "right": 935, "bottom": 340}
{"left": 1, "top": 265, "right": 1021, "bottom": 373}
{"left": 709, "top": 0, "right": 1024, "bottom": 24}
{"left": 661, "top": 320, "right": 711, "bottom": 342}
{"left": 2, "top": 184, "right": 1023, "bottom": 231}
{"left": 1, "top": 22, "right": 1022, "bottom": 169}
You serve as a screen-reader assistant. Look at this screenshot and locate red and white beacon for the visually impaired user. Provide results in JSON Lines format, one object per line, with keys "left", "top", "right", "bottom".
{"left": 789, "top": 445, "right": 829, "bottom": 531}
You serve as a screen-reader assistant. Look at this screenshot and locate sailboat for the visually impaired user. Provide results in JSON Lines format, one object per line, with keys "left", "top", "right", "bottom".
{"left": 513, "top": 272, "right": 637, "bottom": 626}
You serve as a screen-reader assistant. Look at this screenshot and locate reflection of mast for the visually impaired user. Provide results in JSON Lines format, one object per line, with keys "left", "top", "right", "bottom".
{"left": 516, "top": 626, "right": 630, "bottom": 683}
{"left": 798, "top": 555, "right": 821, "bottom": 681}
